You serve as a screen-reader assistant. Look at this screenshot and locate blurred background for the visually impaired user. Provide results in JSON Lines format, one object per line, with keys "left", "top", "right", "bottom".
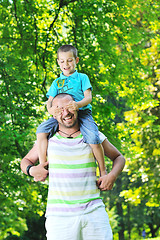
{"left": 0, "top": 0, "right": 159, "bottom": 239}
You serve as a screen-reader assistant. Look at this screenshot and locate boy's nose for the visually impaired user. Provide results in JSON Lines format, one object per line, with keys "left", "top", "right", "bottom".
{"left": 64, "top": 61, "right": 69, "bottom": 66}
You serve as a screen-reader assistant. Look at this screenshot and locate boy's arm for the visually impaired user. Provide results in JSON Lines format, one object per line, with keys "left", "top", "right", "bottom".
{"left": 47, "top": 96, "right": 54, "bottom": 114}
{"left": 47, "top": 96, "right": 63, "bottom": 117}
{"left": 20, "top": 144, "right": 49, "bottom": 182}
{"left": 67, "top": 88, "right": 92, "bottom": 110}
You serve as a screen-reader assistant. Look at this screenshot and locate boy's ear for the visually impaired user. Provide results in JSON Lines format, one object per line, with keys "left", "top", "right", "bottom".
{"left": 76, "top": 57, "right": 79, "bottom": 64}
{"left": 57, "top": 58, "right": 60, "bottom": 65}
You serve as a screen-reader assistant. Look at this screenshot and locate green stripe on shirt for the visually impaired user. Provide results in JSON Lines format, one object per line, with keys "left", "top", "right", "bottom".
{"left": 56, "top": 133, "right": 83, "bottom": 139}
{"left": 50, "top": 162, "right": 96, "bottom": 169}
{"left": 47, "top": 197, "right": 102, "bottom": 205}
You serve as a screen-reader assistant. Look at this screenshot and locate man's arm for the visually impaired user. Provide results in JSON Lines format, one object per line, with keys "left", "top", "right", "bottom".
{"left": 97, "top": 138, "right": 125, "bottom": 191}
{"left": 20, "top": 144, "right": 48, "bottom": 182}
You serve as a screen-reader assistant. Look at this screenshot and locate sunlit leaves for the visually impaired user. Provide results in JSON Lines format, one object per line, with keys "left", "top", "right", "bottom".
{"left": 120, "top": 188, "right": 142, "bottom": 206}
{"left": 0, "top": 0, "right": 160, "bottom": 238}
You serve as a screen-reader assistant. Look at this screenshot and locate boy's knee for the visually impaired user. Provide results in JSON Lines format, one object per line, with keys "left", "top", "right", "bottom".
{"left": 84, "top": 133, "right": 100, "bottom": 144}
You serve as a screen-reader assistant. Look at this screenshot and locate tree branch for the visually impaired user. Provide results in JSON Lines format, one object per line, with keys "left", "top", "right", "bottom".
{"left": 42, "top": 0, "right": 77, "bottom": 90}
{"left": 12, "top": 0, "right": 23, "bottom": 39}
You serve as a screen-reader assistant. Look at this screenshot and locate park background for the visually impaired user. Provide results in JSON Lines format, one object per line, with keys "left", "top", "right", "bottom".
{"left": 0, "top": 0, "right": 159, "bottom": 239}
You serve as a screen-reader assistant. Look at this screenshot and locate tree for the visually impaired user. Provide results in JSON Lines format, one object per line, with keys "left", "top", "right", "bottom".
{"left": 0, "top": 0, "right": 159, "bottom": 239}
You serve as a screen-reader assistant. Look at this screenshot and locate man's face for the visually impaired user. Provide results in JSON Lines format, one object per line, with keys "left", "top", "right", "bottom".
{"left": 57, "top": 51, "right": 79, "bottom": 77}
{"left": 53, "top": 96, "right": 78, "bottom": 128}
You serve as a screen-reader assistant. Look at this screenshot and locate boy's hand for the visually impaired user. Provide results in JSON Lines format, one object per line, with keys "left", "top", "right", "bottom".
{"left": 97, "top": 172, "right": 117, "bottom": 191}
{"left": 66, "top": 100, "right": 79, "bottom": 111}
{"left": 54, "top": 106, "right": 63, "bottom": 117}
{"left": 48, "top": 105, "right": 63, "bottom": 117}
{"left": 29, "top": 162, "right": 49, "bottom": 182}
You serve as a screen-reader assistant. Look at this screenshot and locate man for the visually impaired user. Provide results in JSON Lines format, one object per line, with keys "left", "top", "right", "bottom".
{"left": 21, "top": 93, "right": 125, "bottom": 240}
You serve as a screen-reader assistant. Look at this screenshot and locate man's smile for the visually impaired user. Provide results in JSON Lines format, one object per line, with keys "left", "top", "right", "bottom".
{"left": 63, "top": 114, "right": 73, "bottom": 122}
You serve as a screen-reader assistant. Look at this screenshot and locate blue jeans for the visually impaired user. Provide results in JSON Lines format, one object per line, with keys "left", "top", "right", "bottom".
{"left": 36, "top": 117, "right": 59, "bottom": 138}
{"left": 78, "top": 110, "right": 100, "bottom": 144}
{"left": 36, "top": 110, "right": 100, "bottom": 144}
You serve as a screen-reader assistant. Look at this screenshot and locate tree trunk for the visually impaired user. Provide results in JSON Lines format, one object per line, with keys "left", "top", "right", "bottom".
{"left": 127, "top": 203, "right": 131, "bottom": 239}
{"left": 116, "top": 201, "right": 125, "bottom": 240}
{"left": 149, "top": 223, "right": 156, "bottom": 238}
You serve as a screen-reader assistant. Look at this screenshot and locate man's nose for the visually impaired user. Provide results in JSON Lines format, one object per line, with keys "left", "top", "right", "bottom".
{"left": 63, "top": 108, "right": 69, "bottom": 115}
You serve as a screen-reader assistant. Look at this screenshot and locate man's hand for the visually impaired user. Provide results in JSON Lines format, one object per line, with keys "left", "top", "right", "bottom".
{"left": 29, "top": 162, "right": 49, "bottom": 182}
{"left": 97, "top": 172, "right": 117, "bottom": 191}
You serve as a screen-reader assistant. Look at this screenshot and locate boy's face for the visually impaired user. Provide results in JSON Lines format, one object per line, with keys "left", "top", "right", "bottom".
{"left": 57, "top": 51, "right": 79, "bottom": 77}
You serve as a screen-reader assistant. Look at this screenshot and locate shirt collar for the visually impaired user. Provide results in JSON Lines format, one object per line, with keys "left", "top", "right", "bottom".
{"left": 60, "top": 70, "right": 78, "bottom": 80}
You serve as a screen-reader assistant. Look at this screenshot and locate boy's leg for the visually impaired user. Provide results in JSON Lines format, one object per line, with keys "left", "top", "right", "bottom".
{"left": 36, "top": 117, "right": 59, "bottom": 164}
{"left": 90, "top": 144, "right": 106, "bottom": 176}
{"left": 36, "top": 117, "right": 58, "bottom": 135}
{"left": 37, "top": 132, "right": 49, "bottom": 164}
{"left": 78, "top": 110, "right": 106, "bottom": 176}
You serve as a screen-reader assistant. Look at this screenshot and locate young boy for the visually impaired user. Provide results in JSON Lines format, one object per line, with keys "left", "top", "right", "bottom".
{"left": 36, "top": 45, "right": 106, "bottom": 176}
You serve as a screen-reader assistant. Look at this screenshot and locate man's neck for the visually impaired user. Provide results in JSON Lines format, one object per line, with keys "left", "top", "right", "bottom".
{"left": 58, "top": 125, "right": 80, "bottom": 138}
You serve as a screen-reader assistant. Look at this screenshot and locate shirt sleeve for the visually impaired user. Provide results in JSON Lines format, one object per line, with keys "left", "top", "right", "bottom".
{"left": 46, "top": 80, "right": 58, "bottom": 98}
{"left": 81, "top": 74, "right": 93, "bottom": 92}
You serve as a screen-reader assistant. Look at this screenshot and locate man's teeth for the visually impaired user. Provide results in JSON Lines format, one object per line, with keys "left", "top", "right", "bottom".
{"left": 64, "top": 116, "right": 72, "bottom": 120}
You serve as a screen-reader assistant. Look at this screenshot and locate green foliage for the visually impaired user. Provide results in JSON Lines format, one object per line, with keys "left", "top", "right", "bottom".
{"left": 0, "top": 0, "right": 159, "bottom": 239}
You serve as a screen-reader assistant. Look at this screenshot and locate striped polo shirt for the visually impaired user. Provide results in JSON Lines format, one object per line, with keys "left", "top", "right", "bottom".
{"left": 45, "top": 132, "right": 106, "bottom": 217}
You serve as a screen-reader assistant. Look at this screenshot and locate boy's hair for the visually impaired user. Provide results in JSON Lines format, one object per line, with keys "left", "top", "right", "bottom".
{"left": 57, "top": 45, "right": 78, "bottom": 59}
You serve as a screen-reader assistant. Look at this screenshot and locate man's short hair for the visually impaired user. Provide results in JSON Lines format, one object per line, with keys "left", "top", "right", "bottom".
{"left": 57, "top": 45, "right": 78, "bottom": 59}
{"left": 52, "top": 93, "right": 75, "bottom": 106}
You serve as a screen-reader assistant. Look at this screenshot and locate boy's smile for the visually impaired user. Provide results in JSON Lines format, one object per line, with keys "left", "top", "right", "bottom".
{"left": 57, "top": 51, "right": 79, "bottom": 77}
